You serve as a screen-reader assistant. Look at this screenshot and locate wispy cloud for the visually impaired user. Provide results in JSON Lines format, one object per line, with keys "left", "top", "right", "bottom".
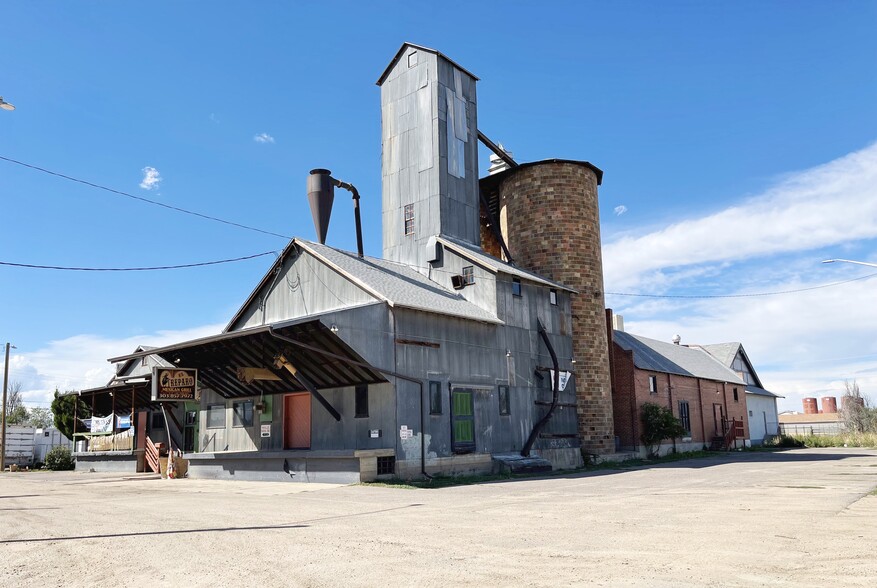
{"left": 253, "top": 132, "right": 275, "bottom": 144}
{"left": 139, "top": 166, "right": 162, "bottom": 190}
{"left": 614, "top": 205, "right": 628, "bottom": 216}
{"left": 603, "top": 142, "right": 877, "bottom": 289}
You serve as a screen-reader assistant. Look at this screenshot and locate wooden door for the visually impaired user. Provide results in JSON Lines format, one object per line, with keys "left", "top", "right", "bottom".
{"left": 712, "top": 403, "right": 724, "bottom": 437}
{"left": 284, "top": 393, "right": 311, "bottom": 449}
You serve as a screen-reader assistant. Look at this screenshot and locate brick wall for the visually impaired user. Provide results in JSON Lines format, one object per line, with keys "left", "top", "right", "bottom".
{"left": 496, "top": 162, "right": 615, "bottom": 454}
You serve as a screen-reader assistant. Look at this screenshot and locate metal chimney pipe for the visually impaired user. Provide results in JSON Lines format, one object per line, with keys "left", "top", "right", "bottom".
{"left": 332, "top": 178, "right": 365, "bottom": 258}
{"left": 307, "top": 169, "right": 335, "bottom": 244}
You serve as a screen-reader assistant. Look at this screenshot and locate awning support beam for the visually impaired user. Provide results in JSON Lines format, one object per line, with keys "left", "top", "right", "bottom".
{"left": 274, "top": 354, "right": 342, "bottom": 422}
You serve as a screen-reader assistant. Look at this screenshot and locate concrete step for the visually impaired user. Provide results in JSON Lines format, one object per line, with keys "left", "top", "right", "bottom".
{"left": 492, "top": 453, "right": 553, "bottom": 475}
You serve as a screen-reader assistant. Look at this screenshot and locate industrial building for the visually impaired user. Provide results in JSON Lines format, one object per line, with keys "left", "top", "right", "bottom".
{"left": 74, "top": 44, "right": 617, "bottom": 482}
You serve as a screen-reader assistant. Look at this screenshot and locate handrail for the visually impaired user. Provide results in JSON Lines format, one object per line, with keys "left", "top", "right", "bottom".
{"left": 145, "top": 435, "right": 160, "bottom": 473}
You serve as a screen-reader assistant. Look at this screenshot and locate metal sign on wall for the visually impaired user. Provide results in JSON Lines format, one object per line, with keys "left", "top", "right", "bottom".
{"left": 152, "top": 367, "right": 198, "bottom": 401}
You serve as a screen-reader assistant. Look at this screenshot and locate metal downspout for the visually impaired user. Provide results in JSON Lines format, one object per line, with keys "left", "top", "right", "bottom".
{"left": 266, "top": 326, "right": 431, "bottom": 479}
{"left": 521, "top": 319, "right": 561, "bottom": 457}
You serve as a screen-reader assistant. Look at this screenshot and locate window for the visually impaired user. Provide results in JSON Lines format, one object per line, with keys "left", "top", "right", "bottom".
{"left": 407, "top": 51, "right": 418, "bottom": 68}
{"left": 549, "top": 289, "right": 557, "bottom": 305}
{"left": 404, "top": 204, "right": 415, "bottom": 236}
{"left": 233, "top": 401, "right": 254, "bottom": 427}
{"left": 141, "top": 356, "right": 148, "bottom": 367}
{"left": 152, "top": 411, "right": 165, "bottom": 430}
{"left": 678, "top": 400, "right": 691, "bottom": 435}
{"left": 207, "top": 404, "right": 225, "bottom": 429}
{"left": 429, "top": 380, "right": 442, "bottom": 415}
{"left": 377, "top": 455, "right": 395, "bottom": 476}
{"left": 498, "top": 385, "right": 510, "bottom": 416}
{"left": 355, "top": 385, "right": 369, "bottom": 418}
{"left": 462, "top": 266, "right": 475, "bottom": 285}
{"left": 648, "top": 375, "right": 658, "bottom": 394}
{"left": 749, "top": 410, "right": 753, "bottom": 417}
{"left": 733, "top": 388, "right": 739, "bottom": 402}
{"left": 185, "top": 410, "right": 197, "bottom": 426}
{"left": 512, "top": 278, "right": 522, "bottom": 297}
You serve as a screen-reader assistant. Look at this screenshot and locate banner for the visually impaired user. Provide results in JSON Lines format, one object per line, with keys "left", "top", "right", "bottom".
{"left": 548, "top": 370, "right": 573, "bottom": 392}
{"left": 152, "top": 367, "right": 198, "bottom": 401}
{"left": 90, "top": 414, "right": 113, "bottom": 434}
{"left": 116, "top": 414, "right": 132, "bottom": 429}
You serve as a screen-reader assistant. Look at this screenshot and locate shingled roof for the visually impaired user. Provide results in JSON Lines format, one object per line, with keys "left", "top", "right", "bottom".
{"left": 613, "top": 331, "right": 745, "bottom": 384}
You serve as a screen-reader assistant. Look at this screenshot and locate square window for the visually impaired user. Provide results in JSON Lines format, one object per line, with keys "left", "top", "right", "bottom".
{"left": 498, "top": 385, "right": 510, "bottom": 416}
{"left": 355, "top": 385, "right": 369, "bottom": 418}
{"left": 207, "top": 404, "right": 225, "bottom": 429}
{"left": 404, "top": 204, "right": 415, "bottom": 236}
{"left": 429, "top": 380, "right": 442, "bottom": 415}
{"left": 377, "top": 455, "right": 395, "bottom": 476}
{"left": 462, "top": 266, "right": 475, "bottom": 285}
{"left": 648, "top": 375, "right": 658, "bottom": 394}
{"left": 549, "top": 289, "right": 557, "bottom": 305}
{"left": 512, "top": 278, "right": 522, "bottom": 297}
{"left": 233, "top": 401, "right": 254, "bottom": 427}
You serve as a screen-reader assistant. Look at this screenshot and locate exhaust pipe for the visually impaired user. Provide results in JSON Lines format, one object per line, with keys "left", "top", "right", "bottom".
{"left": 306, "top": 168, "right": 365, "bottom": 258}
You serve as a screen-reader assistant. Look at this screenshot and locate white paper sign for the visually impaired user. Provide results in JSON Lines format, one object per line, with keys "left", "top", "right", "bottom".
{"left": 548, "top": 370, "right": 573, "bottom": 392}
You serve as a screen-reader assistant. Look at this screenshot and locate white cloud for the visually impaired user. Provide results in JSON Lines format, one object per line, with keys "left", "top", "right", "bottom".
{"left": 10, "top": 324, "right": 224, "bottom": 406}
{"left": 139, "top": 166, "right": 162, "bottom": 190}
{"left": 614, "top": 205, "right": 628, "bottom": 216}
{"left": 253, "top": 132, "right": 275, "bottom": 144}
{"left": 603, "top": 142, "right": 877, "bottom": 289}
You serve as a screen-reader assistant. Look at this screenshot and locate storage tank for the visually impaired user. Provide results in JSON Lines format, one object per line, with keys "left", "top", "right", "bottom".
{"left": 841, "top": 395, "right": 865, "bottom": 411}
{"left": 480, "top": 159, "right": 614, "bottom": 455}
{"left": 802, "top": 397, "right": 818, "bottom": 414}
{"left": 821, "top": 396, "right": 838, "bottom": 414}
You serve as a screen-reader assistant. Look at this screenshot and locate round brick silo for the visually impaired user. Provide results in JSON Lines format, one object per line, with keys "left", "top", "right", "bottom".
{"left": 494, "top": 160, "right": 614, "bottom": 455}
{"left": 841, "top": 395, "right": 865, "bottom": 412}
{"left": 821, "top": 396, "right": 838, "bottom": 414}
{"left": 802, "top": 397, "right": 818, "bottom": 414}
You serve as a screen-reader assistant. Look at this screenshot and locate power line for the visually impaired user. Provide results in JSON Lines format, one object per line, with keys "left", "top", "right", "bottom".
{"left": 0, "top": 154, "right": 292, "bottom": 240}
{"left": 0, "top": 250, "right": 278, "bottom": 271}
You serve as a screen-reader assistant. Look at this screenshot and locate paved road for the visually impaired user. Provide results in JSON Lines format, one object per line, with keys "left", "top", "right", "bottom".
{"left": 1, "top": 448, "right": 876, "bottom": 587}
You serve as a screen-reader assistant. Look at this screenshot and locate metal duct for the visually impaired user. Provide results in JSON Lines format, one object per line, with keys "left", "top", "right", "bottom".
{"left": 307, "top": 169, "right": 335, "bottom": 244}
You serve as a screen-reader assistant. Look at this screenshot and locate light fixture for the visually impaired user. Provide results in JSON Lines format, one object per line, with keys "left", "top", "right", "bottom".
{"left": 506, "top": 349, "right": 511, "bottom": 357}
{"left": 0, "top": 97, "right": 15, "bottom": 111}
{"left": 330, "top": 324, "right": 339, "bottom": 333}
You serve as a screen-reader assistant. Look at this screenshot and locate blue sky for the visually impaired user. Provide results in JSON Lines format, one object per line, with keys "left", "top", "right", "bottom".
{"left": 2, "top": 1, "right": 876, "bottom": 412}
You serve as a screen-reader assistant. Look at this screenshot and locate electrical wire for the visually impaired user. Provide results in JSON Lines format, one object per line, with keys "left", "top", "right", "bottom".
{"left": 0, "top": 250, "right": 278, "bottom": 271}
{"left": 0, "top": 154, "right": 292, "bottom": 240}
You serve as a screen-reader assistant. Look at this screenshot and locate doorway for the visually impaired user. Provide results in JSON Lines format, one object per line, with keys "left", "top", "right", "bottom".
{"left": 712, "top": 403, "right": 725, "bottom": 437}
{"left": 451, "top": 387, "right": 476, "bottom": 454}
{"left": 284, "top": 393, "right": 311, "bottom": 449}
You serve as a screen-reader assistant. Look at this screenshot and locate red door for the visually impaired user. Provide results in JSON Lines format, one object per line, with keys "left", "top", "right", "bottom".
{"left": 284, "top": 393, "right": 311, "bottom": 449}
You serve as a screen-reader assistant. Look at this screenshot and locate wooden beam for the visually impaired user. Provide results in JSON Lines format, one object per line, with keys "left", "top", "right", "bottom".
{"left": 274, "top": 354, "right": 341, "bottom": 422}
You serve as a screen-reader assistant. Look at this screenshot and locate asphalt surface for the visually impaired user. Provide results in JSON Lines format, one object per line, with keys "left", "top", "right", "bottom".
{"left": 1, "top": 448, "right": 876, "bottom": 587}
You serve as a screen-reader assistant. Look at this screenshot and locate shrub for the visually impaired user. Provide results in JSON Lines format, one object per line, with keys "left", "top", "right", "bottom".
{"left": 640, "top": 402, "right": 687, "bottom": 458}
{"left": 764, "top": 434, "right": 805, "bottom": 448}
{"left": 44, "top": 446, "right": 75, "bottom": 471}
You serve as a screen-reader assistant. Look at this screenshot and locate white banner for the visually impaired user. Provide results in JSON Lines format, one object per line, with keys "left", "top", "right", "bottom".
{"left": 548, "top": 370, "right": 573, "bottom": 392}
{"left": 90, "top": 414, "right": 113, "bottom": 434}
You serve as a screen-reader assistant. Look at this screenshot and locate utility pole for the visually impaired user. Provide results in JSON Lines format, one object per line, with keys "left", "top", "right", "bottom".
{"left": 1, "top": 342, "right": 12, "bottom": 472}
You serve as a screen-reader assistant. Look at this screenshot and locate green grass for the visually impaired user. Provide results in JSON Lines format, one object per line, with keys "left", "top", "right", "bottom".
{"left": 765, "top": 432, "right": 877, "bottom": 449}
{"left": 362, "top": 472, "right": 513, "bottom": 489}
{"left": 584, "top": 450, "right": 714, "bottom": 471}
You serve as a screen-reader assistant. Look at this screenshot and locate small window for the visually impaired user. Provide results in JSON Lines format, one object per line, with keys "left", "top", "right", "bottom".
{"left": 549, "top": 289, "right": 557, "bottom": 306}
{"left": 512, "top": 278, "right": 522, "bottom": 297}
{"left": 498, "top": 385, "right": 510, "bottom": 416}
{"left": 749, "top": 410, "right": 753, "bottom": 417}
{"left": 141, "top": 356, "right": 148, "bottom": 367}
{"left": 429, "top": 380, "right": 442, "bottom": 415}
{"left": 44, "top": 431, "right": 50, "bottom": 437}
{"left": 185, "top": 410, "right": 197, "bottom": 426}
{"left": 678, "top": 400, "right": 691, "bottom": 435}
{"left": 233, "top": 401, "right": 254, "bottom": 427}
{"left": 355, "top": 385, "right": 369, "bottom": 418}
{"left": 377, "top": 455, "right": 395, "bottom": 476}
{"left": 152, "top": 411, "right": 165, "bottom": 430}
{"left": 733, "top": 388, "right": 739, "bottom": 402}
{"left": 404, "top": 204, "right": 415, "bottom": 236}
{"left": 462, "top": 266, "right": 475, "bottom": 285}
{"left": 648, "top": 375, "right": 658, "bottom": 394}
{"left": 207, "top": 404, "right": 225, "bottom": 429}
{"left": 407, "top": 51, "right": 418, "bottom": 68}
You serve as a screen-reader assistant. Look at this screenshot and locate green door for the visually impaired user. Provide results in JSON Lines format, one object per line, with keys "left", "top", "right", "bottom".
{"left": 451, "top": 388, "right": 475, "bottom": 454}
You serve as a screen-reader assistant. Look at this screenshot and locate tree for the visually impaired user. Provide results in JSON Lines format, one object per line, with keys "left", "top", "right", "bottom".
{"left": 50, "top": 388, "right": 89, "bottom": 440}
{"left": 4, "top": 381, "right": 28, "bottom": 425}
{"left": 640, "top": 402, "right": 687, "bottom": 458}
{"left": 26, "top": 407, "right": 54, "bottom": 429}
{"left": 840, "top": 380, "right": 877, "bottom": 433}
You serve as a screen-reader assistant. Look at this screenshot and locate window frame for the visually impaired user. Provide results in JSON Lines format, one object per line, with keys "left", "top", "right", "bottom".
{"left": 678, "top": 400, "right": 691, "bottom": 435}
{"left": 207, "top": 404, "right": 226, "bottom": 429}
{"left": 403, "top": 204, "right": 415, "bottom": 236}
{"left": 355, "top": 385, "right": 369, "bottom": 419}
{"left": 462, "top": 265, "right": 475, "bottom": 285}
{"left": 512, "top": 278, "right": 522, "bottom": 297}
{"left": 429, "top": 380, "right": 443, "bottom": 415}
{"left": 151, "top": 411, "right": 165, "bottom": 430}
{"left": 549, "top": 289, "right": 557, "bottom": 306}
{"left": 733, "top": 388, "right": 739, "bottom": 402}
{"left": 498, "top": 384, "right": 510, "bottom": 416}
{"left": 232, "top": 400, "right": 254, "bottom": 428}
{"left": 648, "top": 375, "right": 658, "bottom": 394}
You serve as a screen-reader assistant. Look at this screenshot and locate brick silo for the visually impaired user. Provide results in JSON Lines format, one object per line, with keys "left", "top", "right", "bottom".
{"left": 802, "top": 397, "right": 818, "bottom": 414}
{"left": 821, "top": 396, "right": 838, "bottom": 414}
{"left": 480, "top": 160, "right": 614, "bottom": 455}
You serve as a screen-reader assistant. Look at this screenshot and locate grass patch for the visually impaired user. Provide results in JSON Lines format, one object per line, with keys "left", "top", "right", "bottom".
{"left": 765, "top": 432, "right": 877, "bottom": 449}
{"left": 585, "top": 450, "right": 714, "bottom": 471}
{"left": 362, "top": 472, "right": 514, "bottom": 489}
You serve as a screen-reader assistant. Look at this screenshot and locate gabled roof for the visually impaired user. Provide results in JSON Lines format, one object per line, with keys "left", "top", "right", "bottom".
{"left": 436, "top": 235, "right": 576, "bottom": 292}
{"left": 697, "top": 342, "right": 764, "bottom": 388}
{"left": 225, "top": 238, "right": 502, "bottom": 332}
{"left": 613, "top": 331, "right": 745, "bottom": 384}
{"left": 376, "top": 42, "right": 479, "bottom": 86}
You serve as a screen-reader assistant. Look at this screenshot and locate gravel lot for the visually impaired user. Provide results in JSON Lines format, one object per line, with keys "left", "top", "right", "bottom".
{"left": 1, "top": 448, "right": 876, "bottom": 587}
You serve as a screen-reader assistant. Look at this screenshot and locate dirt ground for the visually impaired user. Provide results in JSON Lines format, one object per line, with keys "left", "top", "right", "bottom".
{"left": 1, "top": 448, "right": 876, "bottom": 587}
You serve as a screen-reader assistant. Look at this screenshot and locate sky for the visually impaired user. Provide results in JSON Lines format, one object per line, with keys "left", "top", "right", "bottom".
{"left": 1, "top": 1, "right": 876, "bottom": 414}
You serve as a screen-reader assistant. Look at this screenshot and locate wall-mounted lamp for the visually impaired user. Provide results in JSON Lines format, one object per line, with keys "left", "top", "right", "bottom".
{"left": 506, "top": 349, "right": 512, "bottom": 357}
{"left": 330, "top": 324, "right": 339, "bottom": 333}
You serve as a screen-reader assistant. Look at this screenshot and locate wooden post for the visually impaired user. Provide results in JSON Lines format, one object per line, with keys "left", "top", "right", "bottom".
{"left": 111, "top": 391, "right": 116, "bottom": 434}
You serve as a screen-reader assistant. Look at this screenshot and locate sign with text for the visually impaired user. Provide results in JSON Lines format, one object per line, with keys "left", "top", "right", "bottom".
{"left": 152, "top": 367, "right": 198, "bottom": 401}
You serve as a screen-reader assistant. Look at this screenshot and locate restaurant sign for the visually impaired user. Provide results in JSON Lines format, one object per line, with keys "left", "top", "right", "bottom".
{"left": 152, "top": 367, "right": 198, "bottom": 401}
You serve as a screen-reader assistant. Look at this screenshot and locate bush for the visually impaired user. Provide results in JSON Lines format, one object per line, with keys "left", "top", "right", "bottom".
{"left": 44, "top": 446, "right": 75, "bottom": 471}
{"left": 640, "top": 402, "right": 687, "bottom": 458}
{"left": 764, "top": 434, "right": 805, "bottom": 448}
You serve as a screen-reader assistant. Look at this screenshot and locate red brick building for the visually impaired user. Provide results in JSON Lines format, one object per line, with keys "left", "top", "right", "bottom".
{"left": 608, "top": 322, "right": 750, "bottom": 455}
